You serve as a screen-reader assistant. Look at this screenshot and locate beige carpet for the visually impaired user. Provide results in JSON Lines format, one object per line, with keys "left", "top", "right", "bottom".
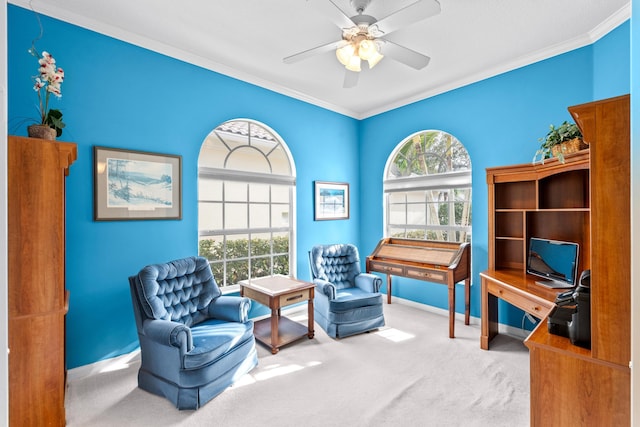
{"left": 65, "top": 302, "right": 530, "bottom": 427}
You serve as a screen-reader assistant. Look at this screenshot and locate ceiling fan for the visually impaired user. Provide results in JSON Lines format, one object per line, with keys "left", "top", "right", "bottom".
{"left": 283, "top": 0, "right": 441, "bottom": 88}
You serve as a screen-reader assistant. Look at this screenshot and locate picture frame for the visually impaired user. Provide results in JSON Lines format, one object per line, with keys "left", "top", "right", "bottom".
{"left": 93, "top": 146, "right": 182, "bottom": 221}
{"left": 314, "top": 181, "right": 350, "bottom": 221}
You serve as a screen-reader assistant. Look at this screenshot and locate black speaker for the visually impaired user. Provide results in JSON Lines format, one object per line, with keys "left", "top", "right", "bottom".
{"left": 567, "top": 270, "right": 591, "bottom": 349}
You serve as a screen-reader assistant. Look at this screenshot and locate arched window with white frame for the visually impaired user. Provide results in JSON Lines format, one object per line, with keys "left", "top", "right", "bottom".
{"left": 198, "top": 119, "right": 296, "bottom": 288}
{"left": 384, "top": 130, "right": 471, "bottom": 243}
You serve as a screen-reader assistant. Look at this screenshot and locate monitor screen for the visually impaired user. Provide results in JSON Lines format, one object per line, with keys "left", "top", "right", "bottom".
{"left": 526, "top": 237, "right": 579, "bottom": 289}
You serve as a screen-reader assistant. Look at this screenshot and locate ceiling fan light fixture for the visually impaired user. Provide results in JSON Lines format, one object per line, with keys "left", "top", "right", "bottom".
{"left": 358, "top": 38, "right": 376, "bottom": 60}
{"left": 336, "top": 25, "right": 386, "bottom": 72}
{"left": 345, "top": 55, "right": 361, "bottom": 72}
{"left": 336, "top": 42, "right": 355, "bottom": 66}
{"left": 367, "top": 50, "right": 384, "bottom": 69}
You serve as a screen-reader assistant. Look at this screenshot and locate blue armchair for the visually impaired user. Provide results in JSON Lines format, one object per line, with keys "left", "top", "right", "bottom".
{"left": 308, "top": 244, "right": 385, "bottom": 338}
{"left": 128, "top": 256, "right": 258, "bottom": 410}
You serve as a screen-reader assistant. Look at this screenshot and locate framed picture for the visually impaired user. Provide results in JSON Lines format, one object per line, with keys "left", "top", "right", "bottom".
{"left": 93, "top": 146, "right": 182, "bottom": 221}
{"left": 314, "top": 181, "right": 350, "bottom": 221}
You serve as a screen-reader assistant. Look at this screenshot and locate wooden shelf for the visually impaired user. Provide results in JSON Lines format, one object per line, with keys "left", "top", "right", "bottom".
{"left": 487, "top": 153, "right": 591, "bottom": 276}
{"left": 254, "top": 316, "right": 310, "bottom": 350}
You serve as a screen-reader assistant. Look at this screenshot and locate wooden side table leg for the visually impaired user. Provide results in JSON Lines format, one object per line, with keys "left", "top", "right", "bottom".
{"left": 307, "top": 293, "right": 315, "bottom": 339}
{"left": 386, "top": 274, "right": 392, "bottom": 304}
{"left": 464, "top": 278, "right": 470, "bottom": 325}
{"left": 270, "top": 307, "right": 279, "bottom": 354}
{"left": 448, "top": 281, "right": 455, "bottom": 338}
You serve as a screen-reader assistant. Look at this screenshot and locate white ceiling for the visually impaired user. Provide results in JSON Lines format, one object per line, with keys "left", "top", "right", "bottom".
{"left": 11, "top": 0, "right": 630, "bottom": 119}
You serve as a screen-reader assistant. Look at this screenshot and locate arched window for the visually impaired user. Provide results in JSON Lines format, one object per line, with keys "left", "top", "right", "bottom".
{"left": 384, "top": 130, "right": 471, "bottom": 243}
{"left": 198, "top": 119, "right": 296, "bottom": 288}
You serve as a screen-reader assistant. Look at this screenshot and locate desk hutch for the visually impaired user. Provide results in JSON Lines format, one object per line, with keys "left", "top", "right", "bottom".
{"left": 480, "top": 94, "right": 630, "bottom": 425}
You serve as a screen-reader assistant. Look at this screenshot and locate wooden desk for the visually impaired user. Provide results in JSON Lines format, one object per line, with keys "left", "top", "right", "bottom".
{"left": 480, "top": 269, "right": 559, "bottom": 350}
{"left": 482, "top": 96, "right": 631, "bottom": 424}
{"left": 239, "top": 275, "right": 315, "bottom": 354}
{"left": 367, "top": 238, "right": 471, "bottom": 338}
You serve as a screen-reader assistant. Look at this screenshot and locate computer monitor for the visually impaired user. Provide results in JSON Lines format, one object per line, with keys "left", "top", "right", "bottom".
{"left": 526, "top": 237, "right": 579, "bottom": 289}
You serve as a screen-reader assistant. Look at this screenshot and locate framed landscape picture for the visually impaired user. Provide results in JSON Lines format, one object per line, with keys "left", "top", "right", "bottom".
{"left": 314, "top": 181, "right": 349, "bottom": 220}
{"left": 93, "top": 146, "right": 182, "bottom": 220}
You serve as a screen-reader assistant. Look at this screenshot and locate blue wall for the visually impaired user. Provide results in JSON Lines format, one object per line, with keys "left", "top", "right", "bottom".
{"left": 7, "top": 4, "right": 630, "bottom": 368}
{"left": 594, "top": 21, "right": 631, "bottom": 100}
{"left": 358, "top": 23, "right": 630, "bottom": 328}
{"left": 8, "top": 5, "right": 360, "bottom": 368}
{"left": 358, "top": 49, "right": 593, "bottom": 327}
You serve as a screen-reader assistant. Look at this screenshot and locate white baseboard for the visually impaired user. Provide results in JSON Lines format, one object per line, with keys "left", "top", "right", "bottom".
{"left": 67, "top": 349, "right": 140, "bottom": 382}
{"left": 390, "top": 296, "right": 533, "bottom": 341}
{"left": 389, "top": 295, "right": 480, "bottom": 325}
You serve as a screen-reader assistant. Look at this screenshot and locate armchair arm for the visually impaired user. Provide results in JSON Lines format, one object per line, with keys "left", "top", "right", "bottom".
{"left": 355, "top": 273, "right": 382, "bottom": 293}
{"left": 313, "top": 278, "right": 336, "bottom": 300}
{"left": 142, "top": 319, "right": 193, "bottom": 353}
{"left": 208, "top": 295, "right": 251, "bottom": 323}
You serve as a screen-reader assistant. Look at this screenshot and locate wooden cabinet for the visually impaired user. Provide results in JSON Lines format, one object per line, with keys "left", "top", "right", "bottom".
{"left": 483, "top": 95, "right": 630, "bottom": 425}
{"left": 8, "top": 136, "right": 77, "bottom": 426}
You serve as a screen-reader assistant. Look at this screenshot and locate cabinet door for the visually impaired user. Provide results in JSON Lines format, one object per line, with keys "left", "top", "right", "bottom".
{"left": 529, "top": 345, "right": 630, "bottom": 426}
{"left": 9, "top": 138, "right": 67, "bottom": 315}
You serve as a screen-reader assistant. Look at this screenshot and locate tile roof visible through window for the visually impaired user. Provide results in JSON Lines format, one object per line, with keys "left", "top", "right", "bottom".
{"left": 215, "top": 121, "right": 276, "bottom": 142}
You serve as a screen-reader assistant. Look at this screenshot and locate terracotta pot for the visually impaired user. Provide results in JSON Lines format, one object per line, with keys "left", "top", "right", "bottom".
{"left": 27, "top": 124, "right": 56, "bottom": 140}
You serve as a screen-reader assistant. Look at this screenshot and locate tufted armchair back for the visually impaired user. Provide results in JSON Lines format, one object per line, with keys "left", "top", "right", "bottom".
{"left": 309, "top": 243, "right": 362, "bottom": 290}
{"left": 135, "top": 256, "right": 221, "bottom": 327}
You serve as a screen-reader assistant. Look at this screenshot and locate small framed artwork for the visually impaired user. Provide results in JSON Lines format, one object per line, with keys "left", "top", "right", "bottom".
{"left": 314, "top": 181, "right": 350, "bottom": 221}
{"left": 93, "top": 146, "right": 182, "bottom": 221}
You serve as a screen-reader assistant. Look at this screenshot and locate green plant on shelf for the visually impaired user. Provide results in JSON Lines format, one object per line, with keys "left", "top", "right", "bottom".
{"left": 533, "top": 121, "right": 582, "bottom": 164}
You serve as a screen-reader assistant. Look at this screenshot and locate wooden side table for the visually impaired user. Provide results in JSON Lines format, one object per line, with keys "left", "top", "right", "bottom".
{"left": 239, "top": 275, "right": 315, "bottom": 354}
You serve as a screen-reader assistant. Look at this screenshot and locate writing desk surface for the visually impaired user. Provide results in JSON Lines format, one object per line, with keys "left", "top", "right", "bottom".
{"left": 480, "top": 269, "right": 562, "bottom": 302}
{"left": 375, "top": 245, "right": 458, "bottom": 266}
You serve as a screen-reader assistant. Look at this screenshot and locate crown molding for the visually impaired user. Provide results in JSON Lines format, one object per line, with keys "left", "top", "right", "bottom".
{"left": 358, "top": 3, "right": 631, "bottom": 119}
{"left": 8, "top": 0, "right": 360, "bottom": 118}
{"left": 9, "top": 1, "right": 631, "bottom": 121}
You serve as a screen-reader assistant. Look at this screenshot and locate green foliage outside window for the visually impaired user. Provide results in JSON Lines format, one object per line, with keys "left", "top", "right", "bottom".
{"left": 388, "top": 131, "right": 472, "bottom": 243}
{"left": 390, "top": 132, "right": 471, "bottom": 178}
{"left": 199, "top": 236, "right": 289, "bottom": 286}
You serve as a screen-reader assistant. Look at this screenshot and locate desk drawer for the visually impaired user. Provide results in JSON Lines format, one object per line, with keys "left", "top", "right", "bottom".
{"left": 486, "top": 280, "right": 553, "bottom": 318}
{"left": 405, "top": 268, "right": 447, "bottom": 284}
{"left": 368, "top": 261, "right": 404, "bottom": 276}
{"left": 279, "top": 289, "right": 310, "bottom": 308}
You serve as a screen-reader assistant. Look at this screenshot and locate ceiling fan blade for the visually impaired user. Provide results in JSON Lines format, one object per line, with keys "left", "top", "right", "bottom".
{"left": 343, "top": 69, "right": 359, "bottom": 88}
{"left": 283, "top": 40, "right": 340, "bottom": 64}
{"left": 382, "top": 40, "right": 431, "bottom": 70}
{"left": 307, "top": 0, "right": 355, "bottom": 30}
{"left": 374, "top": 0, "right": 441, "bottom": 35}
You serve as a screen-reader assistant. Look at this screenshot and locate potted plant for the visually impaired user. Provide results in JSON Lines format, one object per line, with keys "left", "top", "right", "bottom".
{"left": 28, "top": 50, "right": 66, "bottom": 140}
{"left": 533, "top": 121, "right": 586, "bottom": 164}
